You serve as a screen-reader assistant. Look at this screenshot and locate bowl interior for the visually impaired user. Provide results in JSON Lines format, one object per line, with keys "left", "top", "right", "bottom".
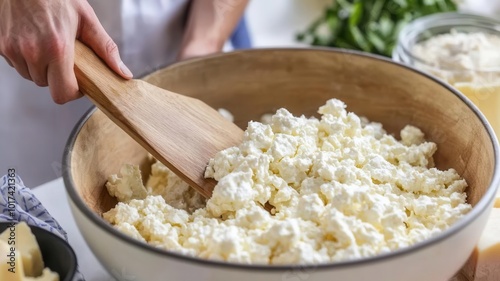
{"left": 67, "top": 49, "right": 496, "bottom": 220}
{"left": 0, "top": 222, "right": 77, "bottom": 281}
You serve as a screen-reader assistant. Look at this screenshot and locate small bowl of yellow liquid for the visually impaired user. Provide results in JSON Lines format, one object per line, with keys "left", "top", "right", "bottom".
{"left": 393, "top": 12, "right": 500, "bottom": 137}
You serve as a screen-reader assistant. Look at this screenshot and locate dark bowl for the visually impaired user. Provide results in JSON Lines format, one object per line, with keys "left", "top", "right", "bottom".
{"left": 0, "top": 222, "right": 77, "bottom": 281}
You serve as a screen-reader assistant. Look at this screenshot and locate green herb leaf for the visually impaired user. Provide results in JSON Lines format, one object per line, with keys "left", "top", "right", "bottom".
{"left": 349, "top": 2, "right": 364, "bottom": 26}
{"left": 297, "top": 0, "right": 457, "bottom": 57}
{"left": 367, "top": 31, "right": 386, "bottom": 53}
{"left": 349, "top": 25, "right": 371, "bottom": 52}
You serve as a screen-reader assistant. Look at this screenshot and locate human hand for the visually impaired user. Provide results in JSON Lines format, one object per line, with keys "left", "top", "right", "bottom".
{"left": 0, "top": 0, "right": 133, "bottom": 104}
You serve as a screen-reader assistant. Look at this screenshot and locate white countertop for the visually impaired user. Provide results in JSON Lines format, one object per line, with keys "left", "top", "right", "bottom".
{"left": 32, "top": 178, "right": 112, "bottom": 281}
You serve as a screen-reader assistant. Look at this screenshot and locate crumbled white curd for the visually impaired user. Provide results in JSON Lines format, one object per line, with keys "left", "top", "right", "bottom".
{"left": 412, "top": 30, "right": 500, "bottom": 84}
{"left": 103, "top": 99, "right": 471, "bottom": 265}
{"left": 412, "top": 30, "right": 500, "bottom": 137}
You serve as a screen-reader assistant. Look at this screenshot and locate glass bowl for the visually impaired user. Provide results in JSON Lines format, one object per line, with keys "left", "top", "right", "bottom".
{"left": 393, "top": 12, "right": 500, "bottom": 137}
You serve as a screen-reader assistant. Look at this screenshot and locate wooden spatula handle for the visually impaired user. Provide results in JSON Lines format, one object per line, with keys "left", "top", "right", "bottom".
{"left": 73, "top": 40, "right": 220, "bottom": 198}
{"left": 74, "top": 40, "right": 129, "bottom": 106}
{"left": 72, "top": 40, "right": 268, "bottom": 211}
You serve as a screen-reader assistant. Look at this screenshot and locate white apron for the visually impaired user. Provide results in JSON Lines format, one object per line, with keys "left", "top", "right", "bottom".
{"left": 0, "top": 0, "right": 190, "bottom": 187}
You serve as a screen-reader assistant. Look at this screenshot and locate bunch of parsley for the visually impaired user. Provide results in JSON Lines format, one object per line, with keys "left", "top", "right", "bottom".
{"left": 297, "top": 0, "right": 458, "bottom": 57}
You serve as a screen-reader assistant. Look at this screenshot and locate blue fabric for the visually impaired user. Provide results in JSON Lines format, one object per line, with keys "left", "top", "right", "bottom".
{"left": 230, "top": 16, "right": 252, "bottom": 49}
{"left": 0, "top": 174, "right": 85, "bottom": 281}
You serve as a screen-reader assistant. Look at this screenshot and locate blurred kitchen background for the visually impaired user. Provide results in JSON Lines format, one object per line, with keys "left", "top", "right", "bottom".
{"left": 1, "top": 0, "right": 499, "bottom": 188}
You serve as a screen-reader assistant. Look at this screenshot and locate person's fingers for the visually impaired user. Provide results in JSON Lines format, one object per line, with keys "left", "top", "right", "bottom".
{"left": 27, "top": 62, "right": 48, "bottom": 87}
{"left": 2, "top": 40, "right": 30, "bottom": 79}
{"left": 10, "top": 57, "right": 32, "bottom": 81}
{"left": 22, "top": 42, "right": 49, "bottom": 87}
{"left": 78, "top": 2, "right": 133, "bottom": 79}
{"left": 0, "top": 54, "right": 13, "bottom": 67}
{"left": 47, "top": 40, "right": 81, "bottom": 104}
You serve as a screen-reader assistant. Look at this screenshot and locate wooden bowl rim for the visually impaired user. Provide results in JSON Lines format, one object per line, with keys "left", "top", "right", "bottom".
{"left": 62, "top": 47, "right": 500, "bottom": 271}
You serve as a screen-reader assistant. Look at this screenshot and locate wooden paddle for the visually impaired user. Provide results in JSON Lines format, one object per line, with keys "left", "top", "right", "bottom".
{"left": 73, "top": 40, "right": 244, "bottom": 199}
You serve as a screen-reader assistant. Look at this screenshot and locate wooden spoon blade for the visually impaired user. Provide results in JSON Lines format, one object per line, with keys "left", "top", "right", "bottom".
{"left": 120, "top": 82, "right": 245, "bottom": 197}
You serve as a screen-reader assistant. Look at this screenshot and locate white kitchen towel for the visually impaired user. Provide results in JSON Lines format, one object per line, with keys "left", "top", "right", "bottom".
{"left": 0, "top": 174, "right": 85, "bottom": 281}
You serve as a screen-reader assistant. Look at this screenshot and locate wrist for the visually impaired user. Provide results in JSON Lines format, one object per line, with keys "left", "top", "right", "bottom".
{"left": 178, "top": 36, "right": 224, "bottom": 61}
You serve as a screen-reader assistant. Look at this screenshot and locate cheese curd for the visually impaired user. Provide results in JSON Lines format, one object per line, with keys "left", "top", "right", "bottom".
{"left": 411, "top": 30, "right": 500, "bottom": 138}
{"left": 103, "top": 98, "right": 472, "bottom": 264}
{"left": 412, "top": 30, "right": 500, "bottom": 84}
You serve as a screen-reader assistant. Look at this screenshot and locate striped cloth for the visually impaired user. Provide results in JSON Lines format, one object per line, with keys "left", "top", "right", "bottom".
{"left": 0, "top": 174, "right": 85, "bottom": 281}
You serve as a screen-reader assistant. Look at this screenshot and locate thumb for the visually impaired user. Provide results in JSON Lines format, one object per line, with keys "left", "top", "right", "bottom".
{"left": 77, "top": 2, "right": 133, "bottom": 79}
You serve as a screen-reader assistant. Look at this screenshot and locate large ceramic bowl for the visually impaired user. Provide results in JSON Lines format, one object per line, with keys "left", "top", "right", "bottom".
{"left": 63, "top": 49, "right": 500, "bottom": 281}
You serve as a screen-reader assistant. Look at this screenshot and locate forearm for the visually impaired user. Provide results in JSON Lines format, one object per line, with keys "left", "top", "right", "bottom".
{"left": 179, "top": 0, "right": 249, "bottom": 60}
